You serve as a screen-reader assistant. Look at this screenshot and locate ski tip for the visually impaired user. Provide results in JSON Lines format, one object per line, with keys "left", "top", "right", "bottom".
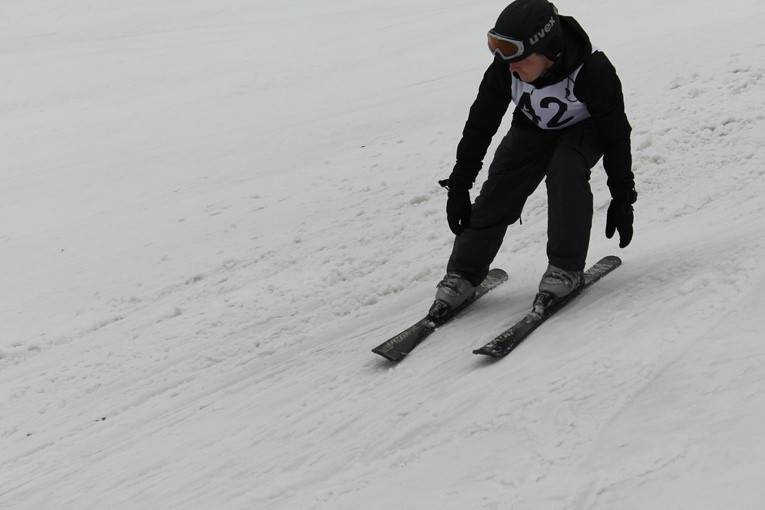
{"left": 372, "top": 348, "right": 405, "bottom": 362}
{"left": 483, "top": 268, "right": 509, "bottom": 288}
{"left": 473, "top": 347, "right": 500, "bottom": 358}
{"left": 601, "top": 255, "right": 622, "bottom": 265}
{"left": 488, "top": 267, "right": 509, "bottom": 280}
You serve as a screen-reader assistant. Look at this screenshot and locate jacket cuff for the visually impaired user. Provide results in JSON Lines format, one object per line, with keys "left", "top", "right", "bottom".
{"left": 610, "top": 186, "right": 638, "bottom": 204}
{"left": 450, "top": 163, "right": 480, "bottom": 190}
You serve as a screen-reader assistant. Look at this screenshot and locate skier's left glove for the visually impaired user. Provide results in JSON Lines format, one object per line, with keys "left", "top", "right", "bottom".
{"left": 605, "top": 189, "right": 638, "bottom": 248}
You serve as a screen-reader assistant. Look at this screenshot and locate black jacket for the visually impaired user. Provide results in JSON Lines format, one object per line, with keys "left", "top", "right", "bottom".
{"left": 453, "top": 16, "right": 634, "bottom": 200}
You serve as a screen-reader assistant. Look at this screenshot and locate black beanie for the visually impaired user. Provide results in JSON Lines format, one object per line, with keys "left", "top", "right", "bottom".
{"left": 492, "top": 0, "right": 564, "bottom": 61}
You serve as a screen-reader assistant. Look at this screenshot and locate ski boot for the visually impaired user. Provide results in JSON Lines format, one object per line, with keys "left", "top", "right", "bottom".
{"left": 538, "top": 264, "right": 584, "bottom": 299}
{"left": 428, "top": 273, "right": 476, "bottom": 319}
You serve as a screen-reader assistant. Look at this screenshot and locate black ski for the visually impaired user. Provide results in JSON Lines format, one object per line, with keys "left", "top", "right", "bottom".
{"left": 373, "top": 268, "right": 508, "bottom": 362}
{"left": 474, "top": 255, "right": 622, "bottom": 359}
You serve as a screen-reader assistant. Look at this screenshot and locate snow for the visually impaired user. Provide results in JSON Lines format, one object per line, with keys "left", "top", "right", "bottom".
{"left": 2, "top": 0, "right": 764, "bottom": 508}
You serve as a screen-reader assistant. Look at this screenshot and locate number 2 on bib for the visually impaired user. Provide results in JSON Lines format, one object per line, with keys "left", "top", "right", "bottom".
{"left": 517, "top": 92, "right": 575, "bottom": 129}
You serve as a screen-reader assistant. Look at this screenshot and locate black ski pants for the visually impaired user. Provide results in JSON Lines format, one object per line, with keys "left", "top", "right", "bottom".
{"left": 447, "top": 120, "right": 603, "bottom": 285}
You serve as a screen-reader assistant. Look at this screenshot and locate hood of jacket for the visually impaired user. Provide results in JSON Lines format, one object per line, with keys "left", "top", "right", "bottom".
{"left": 530, "top": 15, "right": 592, "bottom": 88}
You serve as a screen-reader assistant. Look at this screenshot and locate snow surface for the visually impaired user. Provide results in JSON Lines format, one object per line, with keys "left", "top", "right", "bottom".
{"left": 2, "top": 0, "right": 765, "bottom": 508}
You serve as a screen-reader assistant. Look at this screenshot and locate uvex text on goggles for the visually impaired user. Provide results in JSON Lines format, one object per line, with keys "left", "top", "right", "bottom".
{"left": 487, "top": 30, "right": 527, "bottom": 62}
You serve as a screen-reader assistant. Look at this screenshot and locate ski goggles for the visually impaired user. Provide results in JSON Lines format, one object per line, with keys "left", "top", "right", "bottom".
{"left": 487, "top": 30, "right": 527, "bottom": 62}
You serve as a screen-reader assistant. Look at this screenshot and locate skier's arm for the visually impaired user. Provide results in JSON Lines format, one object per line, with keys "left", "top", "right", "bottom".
{"left": 451, "top": 60, "right": 513, "bottom": 189}
{"left": 575, "top": 52, "right": 635, "bottom": 201}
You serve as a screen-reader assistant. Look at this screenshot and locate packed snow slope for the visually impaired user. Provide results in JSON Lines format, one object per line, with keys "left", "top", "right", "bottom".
{"left": 2, "top": 0, "right": 764, "bottom": 508}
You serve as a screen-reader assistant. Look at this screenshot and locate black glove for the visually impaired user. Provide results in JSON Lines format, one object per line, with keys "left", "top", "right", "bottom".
{"left": 439, "top": 178, "right": 472, "bottom": 235}
{"left": 605, "top": 189, "right": 638, "bottom": 248}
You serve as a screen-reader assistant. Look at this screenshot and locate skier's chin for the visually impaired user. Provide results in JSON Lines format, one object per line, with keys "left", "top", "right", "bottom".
{"left": 513, "top": 71, "right": 534, "bottom": 83}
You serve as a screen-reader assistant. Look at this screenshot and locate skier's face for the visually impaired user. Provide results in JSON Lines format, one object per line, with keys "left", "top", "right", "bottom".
{"left": 508, "top": 53, "right": 554, "bottom": 83}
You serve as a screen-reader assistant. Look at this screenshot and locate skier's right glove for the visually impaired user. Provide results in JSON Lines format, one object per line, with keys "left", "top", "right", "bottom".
{"left": 439, "top": 177, "right": 472, "bottom": 236}
{"left": 605, "top": 188, "right": 638, "bottom": 248}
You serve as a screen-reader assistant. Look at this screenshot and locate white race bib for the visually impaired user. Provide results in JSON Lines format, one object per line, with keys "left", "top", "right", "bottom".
{"left": 511, "top": 48, "right": 598, "bottom": 130}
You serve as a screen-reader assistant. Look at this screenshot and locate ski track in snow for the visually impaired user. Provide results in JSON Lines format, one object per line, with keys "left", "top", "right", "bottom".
{"left": 2, "top": 0, "right": 765, "bottom": 508}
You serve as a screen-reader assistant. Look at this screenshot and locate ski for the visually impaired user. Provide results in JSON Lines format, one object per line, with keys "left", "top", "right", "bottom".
{"left": 473, "top": 255, "right": 622, "bottom": 359}
{"left": 372, "top": 268, "right": 508, "bottom": 362}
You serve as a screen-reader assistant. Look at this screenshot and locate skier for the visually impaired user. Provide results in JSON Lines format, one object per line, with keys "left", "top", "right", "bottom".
{"left": 431, "top": 0, "right": 637, "bottom": 316}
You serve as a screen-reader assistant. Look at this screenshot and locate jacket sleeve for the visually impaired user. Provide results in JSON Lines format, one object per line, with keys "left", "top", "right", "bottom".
{"left": 451, "top": 59, "right": 513, "bottom": 189}
{"left": 575, "top": 52, "right": 635, "bottom": 201}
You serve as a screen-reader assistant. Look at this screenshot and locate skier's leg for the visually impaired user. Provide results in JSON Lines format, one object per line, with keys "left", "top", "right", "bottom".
{"left": 545, "top": 121, "right": 604, "bottom": 272}
{"left": 446, "top": 127, "right": 557, "bottom": 285}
